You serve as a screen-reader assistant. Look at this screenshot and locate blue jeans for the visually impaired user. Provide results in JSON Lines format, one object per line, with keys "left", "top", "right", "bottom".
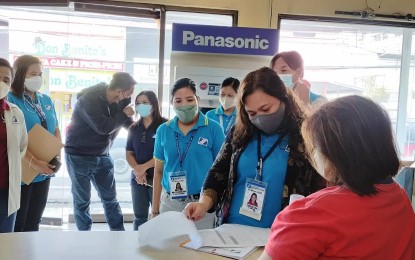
{"left": 0, "top": 190, "right": 16, "bottom": 233}
{"left": 131, "top": 174, "right": 152, "bottom": 230}
{"left": 66, "top": 154, "right": 124, "bottom": 231}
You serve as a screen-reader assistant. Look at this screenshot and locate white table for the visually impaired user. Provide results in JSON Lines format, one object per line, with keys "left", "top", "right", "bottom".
{"left": 0, "top": 231, "right": 263, "bottom": 260}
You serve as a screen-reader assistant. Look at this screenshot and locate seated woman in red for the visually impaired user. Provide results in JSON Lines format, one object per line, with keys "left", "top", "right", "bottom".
{"left": 260, "top": 95, "right": 415, "bottom": 260}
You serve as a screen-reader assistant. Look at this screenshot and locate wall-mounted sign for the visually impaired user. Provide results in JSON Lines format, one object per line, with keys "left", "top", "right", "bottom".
{"left": 9, "top": 19, "right": 126, "bottom": 61}
{"left": 172, "top": 23, "right": 278, "bottom": 56}
{"left": 39, "top": 57, "right": 124, "bottom": 71}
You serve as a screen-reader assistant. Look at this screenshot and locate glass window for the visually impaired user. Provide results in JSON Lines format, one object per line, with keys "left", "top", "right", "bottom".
{"left": 279, "top": 19, "right": 415, "bottom": 160}
{"left": 0, "top": 4, "right": 233, "bottom": 227}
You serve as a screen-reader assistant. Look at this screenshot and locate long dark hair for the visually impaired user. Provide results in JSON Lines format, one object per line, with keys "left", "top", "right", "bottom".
{"left": 135, "top": 90, "right": 166, "bottom": 128}
{"left": 302, "top": 95, "right": 400, "bottom": 196}
{"left": 11, "top": 55, "right": 42, "bottom": 97}
{"left": 232, "top": 67, "right": 306, "bottom": 150}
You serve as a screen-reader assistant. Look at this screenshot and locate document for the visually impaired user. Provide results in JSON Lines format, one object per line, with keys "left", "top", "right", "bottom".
{"left": 190, "top": 246, "right": 258, "bottom": 260}
{"left": 21, "top": 124, "right": 63, "bottom": 184}
{"left": 185, "top": 224, "right": 270, "bottom": 249}
{"left": 138, "top": 211, "right": 268, "bottom": 259}
{"left": 138, "top": 211, "right": 199, "bottom": 249}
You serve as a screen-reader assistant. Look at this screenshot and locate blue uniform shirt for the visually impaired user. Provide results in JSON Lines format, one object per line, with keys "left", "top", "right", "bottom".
{"left": 7, "top": 92, "right": 58, "bottom": 183}
{"left": 206, "top": 106, "right": 237, "bottom": 136}
{"left": 154, "top": 112, "right": 225, "bottom": 195}
{"left": 227, "top": 132, "right": 289, "bottom": 228}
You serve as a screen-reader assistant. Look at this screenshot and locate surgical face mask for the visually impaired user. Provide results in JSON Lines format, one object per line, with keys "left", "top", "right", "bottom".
{"left": 0, "top": 81, "right": 10, "bottom": 100}
{"left": 312, "top": 150, "right": 330, "bottom": 181}
{"left": 278, "top": 74, "right": 294, "bottom": 88}
{"left": 250, "top": 102, "right": 285, "bottom": 134}
{"left": 174, "top": 104, "right": 198, "bottom": 123}
{"left": 219, "top": 96, "right": 236, "bottom": 110}
{"left": 24, "top": 76, "right": 42, "bottom": 92}
{"left": 135, "top": 104, "right": 152, "bottom": 118}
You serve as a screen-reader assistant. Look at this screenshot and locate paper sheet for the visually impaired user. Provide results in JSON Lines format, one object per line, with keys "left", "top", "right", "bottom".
{"left": 138, "top": 211, "right": 200, "bottom": 249}
{"left": 187, "top": 224, "right": 270, "bottom": 249}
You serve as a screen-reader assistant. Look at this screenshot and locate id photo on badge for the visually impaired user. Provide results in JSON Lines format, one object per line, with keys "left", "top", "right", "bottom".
{"left": 170, "top": 172, "right": 188, "bottom": 199}
{"left": 242, "top": 182, "right": 265, "bottom": 213}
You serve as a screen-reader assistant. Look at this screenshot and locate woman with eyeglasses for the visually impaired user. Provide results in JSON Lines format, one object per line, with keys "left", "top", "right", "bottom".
{"left": 0, "top": 58, "right": 27, "bottom": 233}
{"left": 126, "top": 90, "right": 167, "bottom": 230}
{"left": 7, "top": 55, "right": 61, "bottom": 232}
{"left": 152, "top": 78, "right": 225, "bottom": 229}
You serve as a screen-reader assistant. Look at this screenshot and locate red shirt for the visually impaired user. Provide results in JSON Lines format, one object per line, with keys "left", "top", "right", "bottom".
{"left": 0, "top": 99, "right": 10, "bottom": 190}
{"left": 265, "top": 183, "right": 415, "bottom": 259}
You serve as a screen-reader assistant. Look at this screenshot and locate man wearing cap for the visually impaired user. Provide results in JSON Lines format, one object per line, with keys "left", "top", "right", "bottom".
{"left": 65, "top": 72, "right": 136, "bottom": 231}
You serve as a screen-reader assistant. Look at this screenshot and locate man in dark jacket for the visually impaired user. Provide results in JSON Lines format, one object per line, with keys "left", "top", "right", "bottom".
{"left": 65, "top": 72, "right": 136, "bottom": 231}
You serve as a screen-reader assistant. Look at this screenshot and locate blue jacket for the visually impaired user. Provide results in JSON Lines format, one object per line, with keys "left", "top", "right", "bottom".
{"left": 65, "top": 83, "right": 133, "bottom": 156}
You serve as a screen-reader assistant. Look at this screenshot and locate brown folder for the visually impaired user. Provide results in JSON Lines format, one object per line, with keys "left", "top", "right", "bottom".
{"left": 21, "top": 124, "right": 64, "bottom": 185}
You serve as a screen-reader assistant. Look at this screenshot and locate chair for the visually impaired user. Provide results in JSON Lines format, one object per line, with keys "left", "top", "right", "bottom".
{"left": 395, "top": 166, "right": 415, "bottom": 202}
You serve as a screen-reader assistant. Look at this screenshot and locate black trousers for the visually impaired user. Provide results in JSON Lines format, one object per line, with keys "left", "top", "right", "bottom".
{"left": 14, "top": 178, "right": 50, "bottom": 232}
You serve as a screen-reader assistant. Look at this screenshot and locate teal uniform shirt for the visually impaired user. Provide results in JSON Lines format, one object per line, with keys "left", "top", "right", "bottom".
{"left": 206, "top": 106, "right": 237, "bottom": 136}
{"left": 7, "top": 92, "right": 58, "bottom": 183}
{"left": 154, "top": 112, "right": 225, "bottom": 195}
{"left": 227, "top": 132, "right": 289, "bottom": 228}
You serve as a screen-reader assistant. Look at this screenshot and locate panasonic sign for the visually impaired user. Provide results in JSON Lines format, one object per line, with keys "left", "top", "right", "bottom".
{"left": 172, "top": 23, "right": 278, "bottom": 56}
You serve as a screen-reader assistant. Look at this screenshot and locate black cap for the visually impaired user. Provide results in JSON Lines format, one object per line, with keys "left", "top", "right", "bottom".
{"left": 108, "top": 72, "right": 137, "bottom": 90}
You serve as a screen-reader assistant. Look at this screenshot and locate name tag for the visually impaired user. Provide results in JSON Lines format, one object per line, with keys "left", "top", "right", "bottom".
{"left": 45, "top": 105, "right": 52, "bottom": 110}
{"left": 169, "top": 171, "right": 188, "bottom": 199}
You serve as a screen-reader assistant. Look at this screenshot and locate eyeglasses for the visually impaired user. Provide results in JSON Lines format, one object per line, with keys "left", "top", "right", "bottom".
{"left": 141, "top": 131, "right": 146, "bottom": 143}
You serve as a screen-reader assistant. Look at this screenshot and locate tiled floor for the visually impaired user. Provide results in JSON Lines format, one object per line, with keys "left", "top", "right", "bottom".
{"left": 40, "top": 222, "right": 135, "bottom": 231}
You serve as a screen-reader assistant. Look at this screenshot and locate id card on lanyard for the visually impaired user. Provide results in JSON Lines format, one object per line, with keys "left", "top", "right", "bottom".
{"left": 24, "top": 94, "right": 48, "bottom": 130}
{"left": 239, "top": 131, "right": 287, "bottom": 220}
{"left": 168, "top": 130, "right": 197, "bottom": 199}
{"left": 219, "top": 115, "right": 235, "bottom": 136}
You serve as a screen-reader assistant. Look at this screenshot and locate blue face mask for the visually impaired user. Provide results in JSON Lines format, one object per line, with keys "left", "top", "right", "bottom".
{"left": 279, "top": 74, "right": 294, "bottom": 88}
{"left": 135, "top": 104, "right": 152, "bottom": 118}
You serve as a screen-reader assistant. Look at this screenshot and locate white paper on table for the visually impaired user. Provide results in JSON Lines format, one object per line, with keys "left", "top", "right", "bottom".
{"left": 186, "top": 224, "right": 270, "bottom": 249}
{"left": 138, "top": 211, "right": 201, "bottom": 249}
{"left": 189, "top": 246, "right": 258, "bottom": 260}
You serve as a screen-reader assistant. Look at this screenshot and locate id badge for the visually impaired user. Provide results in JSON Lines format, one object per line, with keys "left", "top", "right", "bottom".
{"left": 169, "top": 171, "right": 188, "bottom": 199}
{"left": 239, "top": 178, "right": 267, "bottom": 221}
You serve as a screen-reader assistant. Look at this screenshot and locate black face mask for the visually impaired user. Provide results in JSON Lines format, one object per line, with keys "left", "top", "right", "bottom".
{"left": 250, "top": 102, "right": 285, "bottom": 134}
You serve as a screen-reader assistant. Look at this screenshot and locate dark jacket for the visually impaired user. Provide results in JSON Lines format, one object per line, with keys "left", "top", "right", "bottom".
{"left": 202, "top": 129, "right": 327, "bottom": 227}
{"left": 65, "top": 83, "right": 133, "bottom": 156}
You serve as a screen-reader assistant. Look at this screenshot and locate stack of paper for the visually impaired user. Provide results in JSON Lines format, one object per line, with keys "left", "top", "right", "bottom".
{"left": 182, "top": 224, "right": 270, "bottom": 259}
{"left": 138, "top": 212, "right": 269, "bottom": 259}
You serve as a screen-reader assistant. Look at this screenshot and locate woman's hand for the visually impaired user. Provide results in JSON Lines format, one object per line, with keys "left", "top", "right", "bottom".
{"left": 183, "top": 202, "right": 209, "bottom": 222}
{"left": 293, "top": 81, "right": 311, "bottom": 105}
{"left": 133, "top": 164, "right": 147, "bottom": 178}
{"left": 31, "top": 159, "right": 55, "bottom": 175}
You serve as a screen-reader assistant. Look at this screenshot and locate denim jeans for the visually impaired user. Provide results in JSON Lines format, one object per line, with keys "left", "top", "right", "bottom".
{"left": 0, "top": 190, "right": 16, "bottom": 233}
{"left": 14, "top": 178, "right": 50, "bottom": 232}
{"left": 66, "top": 154, "right": 124, "bottom": 231}
{"left": 131, "top": 174, "right": 152, "bottom": 230}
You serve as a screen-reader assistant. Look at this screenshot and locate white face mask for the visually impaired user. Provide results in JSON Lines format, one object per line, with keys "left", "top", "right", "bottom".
{"left": 0, "top": 81, "right": 10, "bottom": 100}
{"left": 219, "top": 96, "right": 236, "bottom": 110}
{"left": 25, "top": 76, "right": 42, "bottom": 92}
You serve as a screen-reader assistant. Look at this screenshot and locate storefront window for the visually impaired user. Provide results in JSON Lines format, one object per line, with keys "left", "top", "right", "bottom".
{"left": 279, "top": 19, "right": 415, "bottom": 160}
{"left": 0, "top": 4, "right": 232, "bottom": 227}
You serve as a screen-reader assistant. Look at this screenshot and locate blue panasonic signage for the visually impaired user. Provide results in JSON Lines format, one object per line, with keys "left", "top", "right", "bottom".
{"left": 172, "top": 23, "right": 278, "bottom": 56}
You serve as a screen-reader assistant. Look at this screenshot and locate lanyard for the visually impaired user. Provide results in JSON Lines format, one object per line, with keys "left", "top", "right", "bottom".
{"left": 24, "top": 94, "right": 48, "bottom": 130}
{"left": 256, "top": 131, "right": 287, "bottom": 181}
{"left": 219, "top": 115, "right": 235, "bottom": 136}
{"left": 175, "top": 130, "right": 197, "bottom": 170}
